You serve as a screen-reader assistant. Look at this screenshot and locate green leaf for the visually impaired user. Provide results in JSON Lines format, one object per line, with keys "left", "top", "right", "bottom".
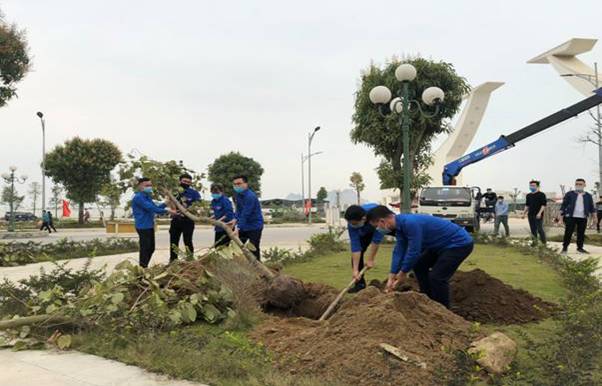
{"left": 111, "top": 292, "right": 125, "bottom": 305}
{"left": 180, "top": 302, "right": 197, "bottom": 323}
{"left": 200, "top": 304, "right": 222, "bottom": 324}
{"left": 57, "top": 335, "right": 72, "bottom": 350}
{"left": 114, "top": 260, "right": 133, "bottom": 270}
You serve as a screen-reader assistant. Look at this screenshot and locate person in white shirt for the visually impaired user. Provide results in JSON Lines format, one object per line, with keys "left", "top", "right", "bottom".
{"left": 559, "top": 178, "right": 596, "bottom": 254}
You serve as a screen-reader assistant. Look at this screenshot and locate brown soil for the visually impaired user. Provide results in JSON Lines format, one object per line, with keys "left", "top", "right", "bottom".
{"left": 251, "top": 287, "right": 474, "bottom": 386}
{"left": 369, "top": 269, "right": 555, "bottom": 324}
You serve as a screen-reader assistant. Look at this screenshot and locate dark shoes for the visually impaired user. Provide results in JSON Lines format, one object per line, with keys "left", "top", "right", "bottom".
{"left": 348, "top": 281, "right": 366, "bottom": 293}
{"left": 577, "top": 248, "right": 590, "bottom": 254}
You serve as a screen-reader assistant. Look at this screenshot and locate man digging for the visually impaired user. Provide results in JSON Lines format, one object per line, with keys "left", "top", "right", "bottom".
{"left": 344, "top": 203, "right": 385, "bottom": 293}
{"left": 366, "top": 205, "right": 474, "bottom": 308}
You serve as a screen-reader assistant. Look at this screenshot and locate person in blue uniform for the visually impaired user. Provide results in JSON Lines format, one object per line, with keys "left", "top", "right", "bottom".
{"left": 169, "top": 173, "right": 202, "bottom": 262}
{"left": 232, "top": 175, "right": 264, "bottom": 260}
{"left": 132, "top": 177, "right": 176, "bottom": 268}
{"left": 210, "top": 183, "right": 235, "bottom": 247}
{"left": 367, "top": 205, "right": 473, "bottom": 308}
{"left": 344, "top": 203, "right": 385, "bottom": 293}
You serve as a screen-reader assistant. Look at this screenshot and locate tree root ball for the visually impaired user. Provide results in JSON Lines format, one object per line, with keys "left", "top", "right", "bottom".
{"left": 265, "top": 275, "right": 306, "bottom": 309}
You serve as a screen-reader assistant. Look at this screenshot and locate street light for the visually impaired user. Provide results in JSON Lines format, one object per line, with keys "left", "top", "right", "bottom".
{"left": 561, "top": 62, "right": 602, "bottom": 192}
{"left": 301, "top": 151, "right": 323, "bottom": 215}
{"left": 2, "top": 167, "right": 28, "bottom": 232}
{"left": 307, "top": 126, "right": 321, "bottom": 224}
{"left": 36, "top": 112, "right": 46, "bottom": 216}
{"left": 369, "top": 63, "right": 444, "bottom": 213}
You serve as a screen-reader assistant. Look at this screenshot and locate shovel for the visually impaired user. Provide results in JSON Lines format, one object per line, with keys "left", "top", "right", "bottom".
{"left": 318, "top": 266, "right": 369, "bottom": 321}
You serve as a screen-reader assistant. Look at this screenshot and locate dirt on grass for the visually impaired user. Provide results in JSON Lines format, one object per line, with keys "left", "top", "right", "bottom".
{"left": 369, "top": 268, "right": 555, "bottom": 324}
{"left": 251, "top": 287, "right": 474, "bottom": 386}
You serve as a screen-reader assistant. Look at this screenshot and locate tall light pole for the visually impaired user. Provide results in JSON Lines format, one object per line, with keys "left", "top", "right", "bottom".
{"left": 307, "top": 126, "right": 321, "bottom": 224}
{"left": 561, "top": 63, "right": 601, "bottom": 196}
{"left": 36, "top": 112, "right": 46, "bottom": 215}
{"left": 369, "top": 63, "right": 444, "bottom": 212}
{"left": 2, "top": 166, "right": 28, "bottom": 232}
{"left": 301, "top": 150, "right": 323, "bottom": 215}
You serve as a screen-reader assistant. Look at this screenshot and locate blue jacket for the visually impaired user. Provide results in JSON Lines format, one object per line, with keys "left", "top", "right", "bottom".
{"left": 211, "top": 195, "right": 235, "bottom": 232}
{"left": 391, "top": 214, "right": 473, "bottom": 274}
{"left": 132, "top": 191, "right": 167, "bottom": 230}
{"left": 173, "top": 187, "right": 201, "bottom": 219}
{"left": 235, "top": 189, "right": 264, "bottom": 231}
{"left": 560, "top": 191, "right": 595, "bottom": 218}
{"left": 347, "top": 203, "right": 384, "bottom": 253}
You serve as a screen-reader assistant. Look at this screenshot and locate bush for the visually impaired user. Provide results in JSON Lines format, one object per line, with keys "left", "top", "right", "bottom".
{"left": 0, "top": 238, "right": 138, "bottom": 267}
{"left": 263, "top": 227, "right": 347, "bottom": 266}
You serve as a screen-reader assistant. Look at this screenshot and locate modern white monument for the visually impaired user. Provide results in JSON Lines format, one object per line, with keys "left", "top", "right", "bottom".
{"left": 527, "top": 38, "right": 600, "bottom": 97}
{"left": 381, "top": 81, "right": 504, "bottom": 205}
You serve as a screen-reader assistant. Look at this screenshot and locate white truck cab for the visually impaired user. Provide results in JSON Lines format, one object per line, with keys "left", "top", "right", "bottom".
{"left": 417, "top": 186, "right": 481, "bottom": 232}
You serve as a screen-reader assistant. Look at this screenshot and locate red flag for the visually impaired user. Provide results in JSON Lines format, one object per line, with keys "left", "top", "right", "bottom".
{"left": 304, "top": 199, "right": 311, "bottom": 216}
{"left": 62, "top": 200, "right": 71, "bottom": 217}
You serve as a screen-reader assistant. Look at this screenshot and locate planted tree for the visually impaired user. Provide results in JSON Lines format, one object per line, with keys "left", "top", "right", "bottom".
{"left": 28, "top": 182, "right": 41, "bottom": 215}
{"left": 98, "top": 178, "right": 122, "bottom": 220}
{"left": 49, "top": 184, "right": 63, "bottom": 219}
{"left": 44, "top": 138, "right": 122, "bottom": 223}
{"left": 349, "top": 172, "right": 365, "bottom": 204}
{"left": 0, "top": 11, "right": 31, "bottom": 108}
{"left": 351, "top": 57, "right": 469, "bottom": 197}
{"left": 1, "top": 185, "right": 24, "bottom": 211}
{"left": 208, "top": 152, "right": 264, "bottom": 197}
{"left": 317, "top": 187, "right": 328, "bottom": 203}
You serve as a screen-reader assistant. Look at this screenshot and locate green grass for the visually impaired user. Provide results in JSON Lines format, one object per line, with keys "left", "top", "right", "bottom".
{"left": 284, "top": 244, "right": 567, "bottom": 303}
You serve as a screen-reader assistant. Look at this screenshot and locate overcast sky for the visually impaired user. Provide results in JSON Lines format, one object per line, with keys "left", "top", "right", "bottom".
{"left": 1, "top": 0, "right": 601, "bottom": 204}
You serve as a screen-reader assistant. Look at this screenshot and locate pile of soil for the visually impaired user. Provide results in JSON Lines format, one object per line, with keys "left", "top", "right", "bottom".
{"left": 369, "top": 269, "right": 555, "bottom": 324}
{"left": 251, "top": 287, "right": 474, "bottom": 386}
{"left": 449, "top": 269, "right": 555, "bottom": 324}
{"left": 263, "top": 282, "right": 339, "bottom": 319}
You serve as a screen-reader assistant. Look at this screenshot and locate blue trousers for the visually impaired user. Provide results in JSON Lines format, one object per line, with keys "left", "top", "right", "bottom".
{"left": 412, "top": 243, "right": 474, "bottom": 308}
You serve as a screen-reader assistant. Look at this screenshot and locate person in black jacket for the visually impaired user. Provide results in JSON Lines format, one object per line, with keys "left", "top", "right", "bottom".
{"left": 559, "top": 178, "right": 596, "bottom": 254}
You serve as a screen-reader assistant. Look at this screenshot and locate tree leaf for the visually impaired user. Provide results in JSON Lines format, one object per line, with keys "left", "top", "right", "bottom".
{"left": 111, "top": 292, "right": 125, "bottom": 305}
{"left": 57, "top": 334, "right": 72, "bottom": 350}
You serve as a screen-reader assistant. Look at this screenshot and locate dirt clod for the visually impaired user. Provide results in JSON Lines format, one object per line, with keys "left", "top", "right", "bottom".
{"left": 263, "top": 274, "right": 306, "bottom": 309}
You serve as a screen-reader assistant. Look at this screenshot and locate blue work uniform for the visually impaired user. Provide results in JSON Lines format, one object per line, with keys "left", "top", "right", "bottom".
{"left": 131, "top": 191, "right": 167, "bottom": 268}
{"left": 211, "top": 194, "right": 235, "bottom": 246}
{"left": 347, "top": 203, "right": 385, "bottom": 290}
{"left": 391, "top": 214, "right": 473, "bottom": 308}
{"left": 234, "top": 189, "right": 264, "bottom": 259}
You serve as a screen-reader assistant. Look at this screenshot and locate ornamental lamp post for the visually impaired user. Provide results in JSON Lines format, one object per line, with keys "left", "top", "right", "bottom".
{"left": 2, "top": 166, "right": 28, "bottom": 232}
{"left": 369, "top": 63, "right": 444, "bottom": 213}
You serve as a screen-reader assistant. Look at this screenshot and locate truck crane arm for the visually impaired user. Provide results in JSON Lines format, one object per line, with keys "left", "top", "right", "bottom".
{"left": 442, "top": 88, "right": 602, "bottom": 185}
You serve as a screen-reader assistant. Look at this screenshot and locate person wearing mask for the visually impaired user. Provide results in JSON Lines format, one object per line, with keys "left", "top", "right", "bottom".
{"left": 47, "top": 210, "right": 58, "bottom": 233}
{"left": 169, "top": 173, "right": 201, "bottom": 262}
{"left": 366, "top": 205, "right": 473, "bottom": 308}
{"left": 482, "top": 188, "right": 497, "bottom": 223}
{"left": 132, "top": 177, "right": 176, "bottom": 268}
{"left": 210, "top": 183, "right": 235, "bottom": 247}
{"left": 40, "top": 210, "right": 52, "bottom": 233}
{"left": 522, "top": 180, "right": 547, "bottom": 245}
{"left": 494, "top": 196, "right": 509, "bottom": 237}
{"left": 559, "top": 178, "right": 596, "bottom": 254}
{"left": 232, "top": 175, "right": 264, "bottom": 260}
{"left": 343, "top": 204, "right": 385, "bottom": 293}
{"left": 596, "top": 196, "right": 602, "bottom": 233}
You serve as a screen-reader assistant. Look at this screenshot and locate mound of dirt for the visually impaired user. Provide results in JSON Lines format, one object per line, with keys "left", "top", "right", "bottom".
{"left": 251, "top": 287, "right": 474, "bottom": 386}
{"left": 263, "top": 282, "right": 340, "bottom": 319}
{"left": 369, "top": 269, "right": 555, "bottom": 325}
{"left": 449, "top": 269, "right": 555, "bottom": 324}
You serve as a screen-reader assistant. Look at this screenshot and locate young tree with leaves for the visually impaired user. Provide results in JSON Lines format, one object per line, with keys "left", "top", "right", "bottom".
{"left": 208, "top": 152, "right": 264, "bottom": 197}
{"left": 1, "top": 186, "right": 24, "bottom": 212}
{"left": 349, "top": 172, "right": 365, "bottom": 204}
{"left": 44, "top": 137, "right": 122, "bottom": 224}
{"left": 99, "top": 178, "right": 122, "bottom": 221}
{"left": 49, "top": 184, "right": 63, "bottom": 219}
{"left": 0, "top": 11, "right": 30, "bottom": 108}
{"left": 317, "top": 186, "right": 328, "bottom": 203}
{"left": 28, "top": 182, "right": 41, "bottom": 215}
{"left": 351, "top": 57, "right": 469, "bottom": 199}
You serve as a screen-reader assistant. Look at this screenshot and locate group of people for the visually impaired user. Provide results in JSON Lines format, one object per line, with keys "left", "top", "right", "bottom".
{"left": 131, "top": 173, "right": 264, "bottom": 268}
{"left": 39, "top": 210, "right": 57, "bottom": 233}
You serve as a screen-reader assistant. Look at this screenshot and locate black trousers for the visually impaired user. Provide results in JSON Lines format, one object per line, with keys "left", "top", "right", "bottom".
{"left": 351, "top": 232, "right": 374, "bottom": 288}
{"left": 136, "top": 228, "right": 155, "bottom": 268}
{"left": 214, "top": 231, "right": 231, "bottom": 247}
{"left": 40, "top": 222, "right": 52, "bottom": 233}
{"left": 562, "top": 217, "right": 587, "bottom": 249}
{"left": 169, "top": 218, "right": 195, "bottom": 262}
{"left": 412, "top": 243, "right": 474, "bottom": 308}
{"left": 239, "top": 229, "right": 263, "bottom": 260}
{"left": 597, "top": 211, "right": 602, "bottom": 231}
{"left": 527, "top": 215, "right": 546, "bottom": 243}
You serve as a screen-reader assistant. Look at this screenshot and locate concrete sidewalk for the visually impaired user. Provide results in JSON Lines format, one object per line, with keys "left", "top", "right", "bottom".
{"left": 0, "top": 349, "right": 206, "bottom": 386}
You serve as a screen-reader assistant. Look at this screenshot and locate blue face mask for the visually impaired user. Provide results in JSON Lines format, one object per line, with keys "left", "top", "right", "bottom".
{"left": 233, "top": 186, "right": 245, "bottom": 194}
{"left": 211, "top": 193, "right": 222, "bottom": 200}
{"left": 529, "top": 187, "right": 537, "bottom": 193}
{"left": 376, "top": 227, "right": 389, "bottom": 235}
{"left": 349, "top": 221, "right": 364, "bottom": 229}
{"left": 143, "top": 187, "right": 153, "bottom": 194}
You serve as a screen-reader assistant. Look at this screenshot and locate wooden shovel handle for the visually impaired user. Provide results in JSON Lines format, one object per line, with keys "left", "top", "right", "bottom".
{"left": 319, "top": 266, "right": 369, "bottom": 321}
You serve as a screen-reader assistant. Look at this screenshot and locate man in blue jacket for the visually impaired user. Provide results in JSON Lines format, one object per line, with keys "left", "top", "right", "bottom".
{"left": 132, "top": 177, "right": 176, "bottom": 268}
{"left": 232, "top": 175, "right": 264, "bottom": 260}
{"left": 169, "top": 173, "right": 202, "bottom": 262}
{"left": 210, "top": 183, "right": 235, "bottom": 247}
{"left": 559, "top": 178, "right": 596, "bottom": 254}
{"left": 344, "top": 204, "right": 385, "bottom": 293}
{"left": 367, "top": 205, "right": 473, "bottom": 308}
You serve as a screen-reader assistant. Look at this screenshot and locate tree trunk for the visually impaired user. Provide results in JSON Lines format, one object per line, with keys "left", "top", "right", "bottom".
{"left": 110, "top": 207, "right": 115, "bottom": 221}
{"left": 356, "top": 190, "right": 360, "bottom": 205}
{"left": 78, "top": 201, "right": 84, "bottom": 224}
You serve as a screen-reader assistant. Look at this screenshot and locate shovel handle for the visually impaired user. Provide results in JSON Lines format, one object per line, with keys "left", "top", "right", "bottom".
{"left": 319, "top": 266, "right": 369, "bottom": 321}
